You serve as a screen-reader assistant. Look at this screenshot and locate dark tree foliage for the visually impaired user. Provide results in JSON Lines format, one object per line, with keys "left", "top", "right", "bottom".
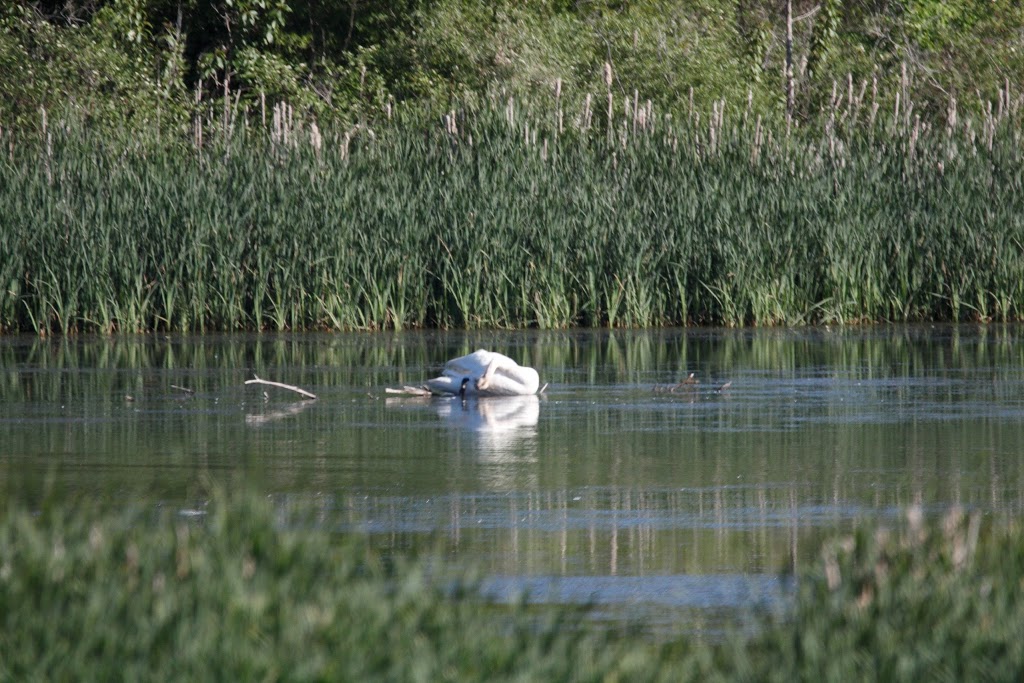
{"left": 1, "top": 0, "right": 1022, "bottom": 131}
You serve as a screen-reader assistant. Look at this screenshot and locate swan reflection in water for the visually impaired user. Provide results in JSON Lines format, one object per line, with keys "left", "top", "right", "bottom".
{"left": 437, "top": 395, "right": 540, "bottom": 487}
{"left": 385, "top": 390, "right": 540, "bottom": 486}
{"left": 435, "top": 394, "right": 539, "bottom": 445}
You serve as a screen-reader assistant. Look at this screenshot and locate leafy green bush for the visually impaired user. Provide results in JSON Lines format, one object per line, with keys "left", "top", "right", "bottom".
{"left": 4, "top": 1, "right": 1024, "bottom": 129}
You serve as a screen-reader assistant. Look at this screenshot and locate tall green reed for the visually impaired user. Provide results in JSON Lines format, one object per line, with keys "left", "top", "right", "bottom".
{"left": 1, "top": 81, "right": 1022, "bottom": 334}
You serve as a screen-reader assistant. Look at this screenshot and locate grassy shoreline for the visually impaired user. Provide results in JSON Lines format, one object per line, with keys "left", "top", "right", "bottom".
{"left": 2, "top": 95, "right": 1022, "bottom": 335}
{"left": 2, "top": 492, "right": 1023, "bottom": 680}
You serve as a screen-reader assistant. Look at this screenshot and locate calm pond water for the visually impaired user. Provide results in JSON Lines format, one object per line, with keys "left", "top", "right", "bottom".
{"left": 4, "top": 325, "right": 1024, "bottom": 634}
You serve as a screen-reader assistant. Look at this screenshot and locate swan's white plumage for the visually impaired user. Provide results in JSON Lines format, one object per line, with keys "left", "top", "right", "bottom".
{"left": 425, "top": 349, "right": 540, "bottom": 397}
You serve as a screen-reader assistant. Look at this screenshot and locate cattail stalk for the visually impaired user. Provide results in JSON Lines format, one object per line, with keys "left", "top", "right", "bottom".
{"left": 554, "top": 78, "right": 563, "bottom": 136}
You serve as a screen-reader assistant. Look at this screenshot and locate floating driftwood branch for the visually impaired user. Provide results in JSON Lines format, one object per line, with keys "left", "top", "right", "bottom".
{"left": 170, "top": 384, "right": 195, "bottom": 395}
{"left": 245, "top": 374, "right": 317, "bottom": 400}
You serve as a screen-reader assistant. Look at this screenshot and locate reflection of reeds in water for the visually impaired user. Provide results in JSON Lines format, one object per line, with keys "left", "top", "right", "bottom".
{"left": 7, "top": 332, "right": 1024, "bottom": 522}
{"left": 313, "top": 485, "right": 815, "bottom": 575}
{"left": 6, "top": 322, "right": 1024, "bottom": 401}
{"left": 310, "top": 459, "right": 1024, "bottom": 576}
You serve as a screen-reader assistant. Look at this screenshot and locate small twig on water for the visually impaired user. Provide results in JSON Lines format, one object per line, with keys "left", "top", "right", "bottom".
{"left": 245, "top": 374, "right": 317, "bottom": 400}
{"left": 171, "top": 384, "right": 195, "bottom": 395}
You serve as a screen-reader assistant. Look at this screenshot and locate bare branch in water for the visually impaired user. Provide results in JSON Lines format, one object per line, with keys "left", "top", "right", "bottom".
{"left": 245, "top": 375, "right": 317, "bottom": 400}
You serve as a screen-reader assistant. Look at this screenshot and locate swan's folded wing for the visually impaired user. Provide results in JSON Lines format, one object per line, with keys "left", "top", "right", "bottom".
{"left": 442, "top": 350, "right": 492, "bottom": 378}
{"left": 478, "top": 366, "right": 540, "bottom": 396}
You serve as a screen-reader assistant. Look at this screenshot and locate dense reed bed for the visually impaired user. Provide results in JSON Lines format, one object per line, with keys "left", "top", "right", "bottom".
{"left": 3, "top": 492, "right": 1024, "bottom": 680}
{"left": 2, "top": 87, "right": 1023, "bottom": 333}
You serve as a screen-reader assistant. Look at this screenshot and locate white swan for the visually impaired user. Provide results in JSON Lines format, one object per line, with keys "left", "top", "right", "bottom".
{"left": 425, "top": 349, "right": 541, "bottom": 397}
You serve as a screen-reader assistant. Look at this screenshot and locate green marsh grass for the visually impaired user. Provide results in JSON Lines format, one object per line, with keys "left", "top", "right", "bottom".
{"left": 0, "top": 492, "right": 659, "bottom": 681}
{"left": 2, "top": 87, "right": 1023, "bottom": 333}
{"left": 4, "top": 493, "right": 1024, "bottom": 680}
